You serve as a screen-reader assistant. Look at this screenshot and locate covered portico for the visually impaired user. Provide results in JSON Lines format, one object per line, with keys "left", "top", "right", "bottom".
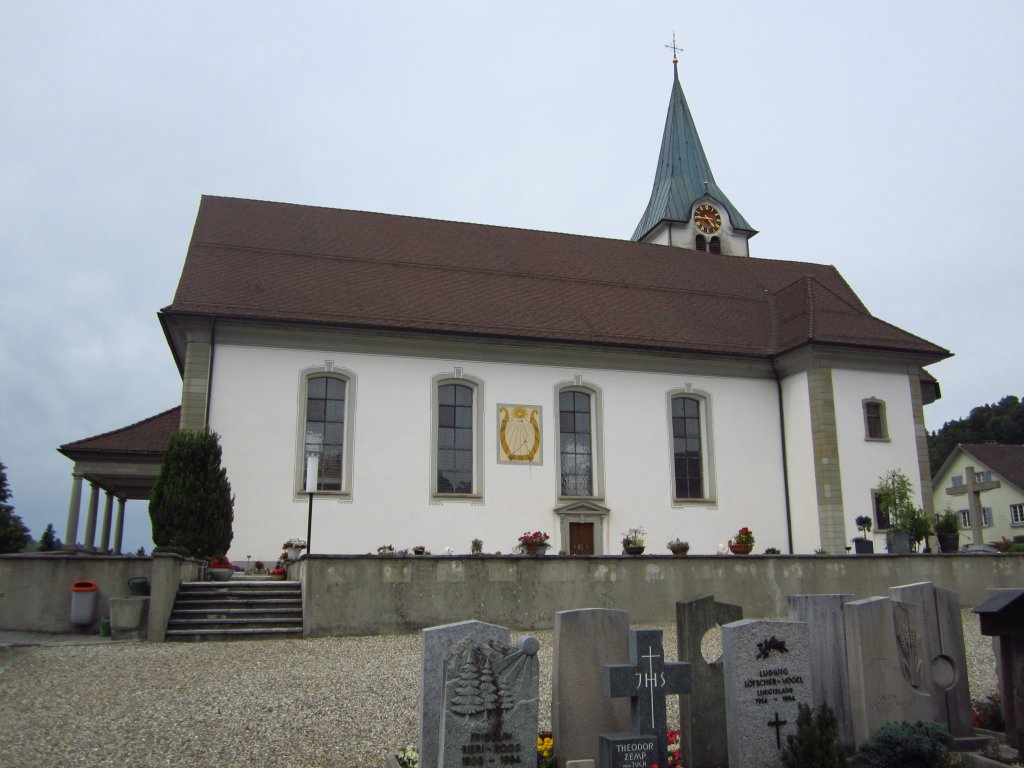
{"left": 58, "top": 407, "right": 179, "bottom": 553}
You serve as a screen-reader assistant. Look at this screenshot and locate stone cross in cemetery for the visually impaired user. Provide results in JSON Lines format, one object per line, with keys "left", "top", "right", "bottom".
{"left": 601, "top": 628, "right": 691, "bottom": 768}
{"left": 420, "top": 620, "right": 511, "bottom": 768}
{"left": 944, "top": 464, "right": 1000, "bottom": 548}
{"left": 676, "top": 594, "right": 742, "bottom": 768}
{"left": 439, "top": 634, "right": 540, "bottom": 768}
{"left": 722, "top": 619, "right": 813, "bottom": 768}
{"left": 890, "top": 581, "right": 985, "bottom": 750}
{"left": 788, "top": 594, "right": 855, "bottom": 754}
{"left": 552, "top": 609, "right": 632, "bottom": 766}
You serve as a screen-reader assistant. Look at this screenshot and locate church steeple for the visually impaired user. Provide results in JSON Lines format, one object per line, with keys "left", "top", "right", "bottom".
{"left": 632, "top": 55, "right": 756, "bottom": 256}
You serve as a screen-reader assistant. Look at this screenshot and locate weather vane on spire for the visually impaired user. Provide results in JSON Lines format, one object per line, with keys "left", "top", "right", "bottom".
{"left": 665, "top": 32, "right": 683, "bottom": 64}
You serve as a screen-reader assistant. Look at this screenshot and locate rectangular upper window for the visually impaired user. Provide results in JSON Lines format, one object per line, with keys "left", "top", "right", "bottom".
{"left": 959, "top": 508, "right": 993, "bottom": 528}
{"left": 1011, "top": 503, "right": 1024, "bottom": 526}
{"left": 863, "top": 399, "right": 888, "bottom": 440}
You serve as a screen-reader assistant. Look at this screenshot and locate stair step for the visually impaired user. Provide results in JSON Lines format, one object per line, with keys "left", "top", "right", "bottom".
{"left": 171, "top": 607, "right": 302, "bottom": 616}
{"left": 165, "top": 626, "right": 303, "bottom": 642}
{"left": 169, "top": 617, "right": 302, "bottom": 626}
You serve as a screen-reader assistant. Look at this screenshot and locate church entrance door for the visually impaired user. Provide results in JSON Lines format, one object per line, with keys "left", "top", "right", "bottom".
{"left": 569, "top": 522, "right": 594, "bottom": 555}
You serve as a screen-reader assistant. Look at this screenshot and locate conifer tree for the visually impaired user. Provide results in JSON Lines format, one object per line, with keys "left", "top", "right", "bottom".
{"left": 0, "top": 460, "right": 30, "bottom": 554}
{"left": 148, "top": 430, "right": 234, "bottom": 558}
{"left": 39, "top": 523, "right": 61, "bottom": 551}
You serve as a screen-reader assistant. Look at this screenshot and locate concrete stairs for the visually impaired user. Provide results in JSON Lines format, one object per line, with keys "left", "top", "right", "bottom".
{"left": 166, "top": 579, "right": 303, "bottom": 641}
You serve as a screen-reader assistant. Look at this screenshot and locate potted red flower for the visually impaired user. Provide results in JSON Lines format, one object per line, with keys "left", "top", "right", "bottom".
{"left": 729, "top": 527, "right": 755, "bottom": 555}
{"left": 518, "top": 531, "right": 551, "bottom": 556}
{"left": 209, "top": 554, "right": 234, "bottom": 581}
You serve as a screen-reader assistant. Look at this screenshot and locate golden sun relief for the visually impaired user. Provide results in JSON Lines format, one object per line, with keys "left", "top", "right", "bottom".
{"left": 497, "top": 404, "right": 543, "bottom": 464}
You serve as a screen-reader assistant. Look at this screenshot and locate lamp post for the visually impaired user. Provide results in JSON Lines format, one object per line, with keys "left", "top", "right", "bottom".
{"left": 304, "top": 454, "right": 318, "bottom": 555}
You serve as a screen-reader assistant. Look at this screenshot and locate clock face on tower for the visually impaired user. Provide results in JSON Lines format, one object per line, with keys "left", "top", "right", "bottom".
{"left": 693, "top": 204, "right": 722, "bottom": 234}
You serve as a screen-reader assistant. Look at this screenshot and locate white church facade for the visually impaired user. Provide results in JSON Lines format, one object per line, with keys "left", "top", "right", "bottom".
{"left": 60, "top": 62, "right": 949, "bottom": 558}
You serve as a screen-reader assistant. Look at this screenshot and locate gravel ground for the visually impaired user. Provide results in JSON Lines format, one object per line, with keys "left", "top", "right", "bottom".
{"left": 0, "top": 609, "right": 997, "bottom": 768}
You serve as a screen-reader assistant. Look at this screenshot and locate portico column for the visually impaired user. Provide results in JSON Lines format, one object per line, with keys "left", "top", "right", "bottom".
{"left": 83, "top": 482, "right": 100, "bottom": 551}
{"left": 64, "top": 471, "right": 83, "bottom": 549}
{"left": 99, "top": 492, "right": 114, "bottom": 553}
{"left": 113, "top": 497, "right": 126, "bottom": 555}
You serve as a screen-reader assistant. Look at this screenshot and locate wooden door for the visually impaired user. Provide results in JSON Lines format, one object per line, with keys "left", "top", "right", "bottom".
{"left": 569, "top": 522, "right": 594, "bottom": 555}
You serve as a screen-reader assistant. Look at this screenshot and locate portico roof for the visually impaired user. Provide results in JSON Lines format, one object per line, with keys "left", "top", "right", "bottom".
{"left": 58, "top": 407, "right": 179, "bottom": 499}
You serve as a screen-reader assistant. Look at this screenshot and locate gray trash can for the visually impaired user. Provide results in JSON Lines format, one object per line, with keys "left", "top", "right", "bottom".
{"left": 70, "top": 581, "right": 98, "bottom": 626}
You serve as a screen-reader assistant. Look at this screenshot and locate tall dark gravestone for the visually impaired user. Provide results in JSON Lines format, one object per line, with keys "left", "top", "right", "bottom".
{"left": 676, "top": 595, "right": 742, "bottom": 768}
{"left": 552, "top": 608, "right": 632, "bottom": 766}
{"left": 975, "top": 588, "right": 1024, "bottom": 761}
{"left": 600, "top": 628, "right": 692, "bottom": 768}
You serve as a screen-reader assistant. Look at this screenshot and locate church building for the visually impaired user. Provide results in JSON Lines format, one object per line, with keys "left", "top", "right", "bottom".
{"left": 60, "top": 59, "right": 949, "bottom": 558}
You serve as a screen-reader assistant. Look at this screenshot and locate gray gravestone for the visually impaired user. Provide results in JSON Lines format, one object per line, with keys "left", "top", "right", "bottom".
{"left": 439, "top": 635, "right": 540, "bottom": 768}
{"left": 722, "top": 619, "right": 813, "bottom": 768}
{"left": 553, "top": 608, "right": 631, "bottom": 765}
{"left": 889, "top": 581, "right": 982, "bottom": 747}
{"left": 844, "top": 596, "right": 931, "bottom": 746}
{"left": 420, "top": 620, "right": 511, "bottom": 768}
{"left": 598, "top": 733, "right": 658, "bottom": 768}
{"left": 676, "top": 594, "right": 742, "bottom": 768}
{"left": 788, "top": 594, "right": 855, "bottom": 754}
{"left": 602, "top": 629, "right": 691, "bottom": 768}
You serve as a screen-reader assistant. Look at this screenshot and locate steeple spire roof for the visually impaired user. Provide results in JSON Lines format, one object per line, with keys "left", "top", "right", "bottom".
{"left": 632, "top": 62, "right": 755, "bottom": 241}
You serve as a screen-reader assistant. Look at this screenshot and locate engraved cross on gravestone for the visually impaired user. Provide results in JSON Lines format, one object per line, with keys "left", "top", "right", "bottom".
{"left": 603, "top": 629, "right": 691, "bottom": 768}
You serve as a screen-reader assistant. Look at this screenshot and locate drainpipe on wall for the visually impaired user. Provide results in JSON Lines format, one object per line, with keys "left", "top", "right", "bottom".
{"left": 771, "top": 360, "right": 795, "bottom": 554}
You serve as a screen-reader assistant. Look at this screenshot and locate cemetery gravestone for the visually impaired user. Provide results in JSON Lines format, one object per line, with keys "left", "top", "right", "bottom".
{"left": 552, "top": 609, "right": 631, "bottom": 765}
{"left": 889, "top": 581, "right": 982, "bottom": 748}
{"left": 722, "top": 619, "right": 812, "bottom": 768}
{"left": 676, "top": 594, "right": 742, "bottom": 768}
{"left": 439, "top": 635, "right": 540, "bottom": 768}
{"left": 421, "top": 620, "right": 511, "bottom": 768}
{"left": 975, "top": 588, "right": 1024, "bottom": 759}
{"left": 601, "top": 628, "right": 691, "bottom": 768}
{"left": 844, "top": 596, "right": 931, "bottom": 746}
{"left": 788, "top": 594, "right": 855, "bottom": 754}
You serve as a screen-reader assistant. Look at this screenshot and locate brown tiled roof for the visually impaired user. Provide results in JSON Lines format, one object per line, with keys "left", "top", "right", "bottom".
{"left": 163, "top": 196, "right": 949, "bottom": 360}
{"left": 59, "top": 407, "right": 180, "bottom": 458}
{"left": 959, "top": 444, "right": 1024, "bottom": 492}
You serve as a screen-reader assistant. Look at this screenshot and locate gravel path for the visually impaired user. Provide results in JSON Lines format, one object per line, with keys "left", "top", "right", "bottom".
{"left": 0, "top": 609, "right": 997, "bottom": 768}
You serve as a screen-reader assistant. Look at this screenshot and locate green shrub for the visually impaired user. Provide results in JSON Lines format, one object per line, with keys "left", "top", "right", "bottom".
{"left": 1010, "top": 543, "right": 1024, "bottom": 553}
{"left": 850, "top": 721, "right": 952, "bottom": 768}
{"left": 149, "top": 429, "right": 234, "bottom": 558}
{"left": 780, "top": 703, "right": 846, "bottom": 768}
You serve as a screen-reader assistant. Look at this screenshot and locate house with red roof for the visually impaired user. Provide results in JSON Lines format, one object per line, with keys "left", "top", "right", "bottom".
{"left": 59, "top": 62, "right": 949, "bottom": 558}
{"left": 932, "top": 444, "right": 1024, "bottom": 546}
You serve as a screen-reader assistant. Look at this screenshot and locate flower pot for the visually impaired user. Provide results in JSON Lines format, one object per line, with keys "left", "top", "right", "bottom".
{"left": 885, "top": 531, "right": 912, "bottom": 554}
{"left": 525, "top": 544, "right": 549, "bottom": 556}
{"left": 624, "top": 545, "right": 645, "bottom": 556}
{"left": 853, "top": 538, "right": 874, "bottom": 555}
{"left": 269, "top": 572, "right": 285, "bottom": 581}
{"left": 412, "top": 547, "right": 426, "bottom": 556}
{"left": 728, "top": 544, "right": 753, "bottom": 555}
{"left": 286, "top": 546, "right": 303, "bottom": 560}
{"left": 209, "top": 567, "right": 233, "bottom": 581}
{"left": 670, "top": 549, "right": 689, "bottom": 557}
{"left": 937, "top": 532, "right": 960, "bottom": 553}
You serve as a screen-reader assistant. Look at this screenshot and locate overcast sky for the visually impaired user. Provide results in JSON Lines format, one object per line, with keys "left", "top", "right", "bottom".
{"left": 2, "top": 1, "right": 1021, "bottom": 554}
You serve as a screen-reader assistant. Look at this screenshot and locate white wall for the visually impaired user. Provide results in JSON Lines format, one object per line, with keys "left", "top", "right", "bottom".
{"left": 207, "top": 339, "right": 790, "bottom": 561}
{"left": 832, "top": 370, "right": 922, "bottom": 547}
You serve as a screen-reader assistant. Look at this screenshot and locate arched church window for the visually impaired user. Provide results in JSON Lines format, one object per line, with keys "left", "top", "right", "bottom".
{"left": 559, "top": 390, "right": 594, "bottom": 497}
{"left": 695, "top": 235, "right": 707, "bottom": 252}
{"left": 436, "top": 383, "right": 474, "bottom": 494}
{"left": 305, "top": 375, "right": 347, "bottom": 491}
{"left": 709, "top": 236, "right": 721, "bottom": 254}
{"left": 671, "top": 396, "right": 704, "bottom": 499}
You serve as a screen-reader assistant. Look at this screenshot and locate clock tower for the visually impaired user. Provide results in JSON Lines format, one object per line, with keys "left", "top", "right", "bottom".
{"left": 632, "top": 54, "right": 756, "bottom": 256}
